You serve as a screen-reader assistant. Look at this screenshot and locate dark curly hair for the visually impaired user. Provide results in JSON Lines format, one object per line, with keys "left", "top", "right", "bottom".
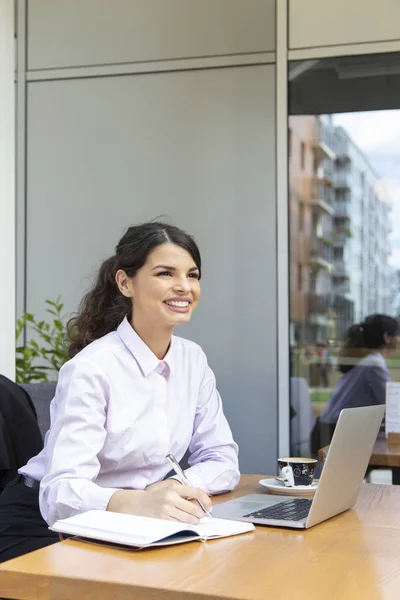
{"left": 67, "top": 221, "right": 201, "bottom": 358}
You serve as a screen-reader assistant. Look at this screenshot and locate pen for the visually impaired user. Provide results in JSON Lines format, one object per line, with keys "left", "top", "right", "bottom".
{"left": 166, "top": 454, "right": 212, "bottom": 518}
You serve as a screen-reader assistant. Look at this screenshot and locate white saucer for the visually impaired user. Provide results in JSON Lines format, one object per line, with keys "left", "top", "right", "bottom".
{"left": 259, "top": 478, "right": 318, "bottom": 496}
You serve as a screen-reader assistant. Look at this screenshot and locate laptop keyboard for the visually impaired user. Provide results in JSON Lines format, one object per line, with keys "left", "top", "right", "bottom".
{"left": 243, "top": 498, "right": 312, "bottom": 521}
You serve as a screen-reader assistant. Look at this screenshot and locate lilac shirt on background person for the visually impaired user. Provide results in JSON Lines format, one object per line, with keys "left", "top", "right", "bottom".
{"left": 319, "top": 352, "right": 390, "bottom": 425}
{"left": 20, "top": 317, "right": 240, "bottom": 526}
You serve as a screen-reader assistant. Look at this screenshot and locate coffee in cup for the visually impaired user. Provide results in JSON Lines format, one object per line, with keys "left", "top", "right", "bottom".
{"left": 277, "top": 457, "right": 317, "bottom": 487}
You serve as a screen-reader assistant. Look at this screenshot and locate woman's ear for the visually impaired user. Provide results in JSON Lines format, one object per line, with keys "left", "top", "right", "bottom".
{"left": 115, "top": 269, "right": 134, "bottom": 298}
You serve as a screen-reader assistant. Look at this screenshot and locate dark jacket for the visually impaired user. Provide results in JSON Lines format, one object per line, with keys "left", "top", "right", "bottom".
{"left": 0, "top": 375, "right": 43, "bottom": 492}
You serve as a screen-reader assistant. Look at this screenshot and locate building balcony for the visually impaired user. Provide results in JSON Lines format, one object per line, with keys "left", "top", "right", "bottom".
{"left": 313, "top": 121, "right": 337, "bottom": 162}
{"left": 307, "top": 293, "right": 336, "bottom": 327}
{"left": 333, "top": 228, "right": 352, "bottom": 245}
{"left": 333, "top": 280, "right": 351, "bottom": 295}
{"left": 311, "top": 180, "right": 335, "bottom": 215}
{"left": 320, "top": 159, "right": 335, "bottom": 183}
{"left": 310, "top": 238, "right": 334, "bottom": 270}
{"left": 308, "top": 293, "right": 329, "bottom": 316}
{"left": 336, "top": 189, "right": 351, "bottom": 204}
{"left": 335, "top": 171, "right": 351, "bottom": 190}
{"left": 334, "top": 203, "right": 351, "bottom": 219}
{"left": 333, "top": 259, "right": 350, "bottom": 278}
{"left": 335, "top": 141, "right": 351, "bottom": 163}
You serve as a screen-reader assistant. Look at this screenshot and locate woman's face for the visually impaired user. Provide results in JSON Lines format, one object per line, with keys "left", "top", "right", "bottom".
{"left": 384, "top": 332, "right": 400, "bottom": 354}
{"left": 116, "top": 243, "right": 201, "bottom": 331}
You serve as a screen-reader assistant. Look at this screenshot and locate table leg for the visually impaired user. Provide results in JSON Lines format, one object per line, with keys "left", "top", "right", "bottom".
{"left": 392, "top": 468, "right": 400, "bottom": 485}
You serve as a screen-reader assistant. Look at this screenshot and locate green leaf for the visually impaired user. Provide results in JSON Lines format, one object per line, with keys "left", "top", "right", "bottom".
{"left": 23, "top": 347, "right": 33, "bottom": 359}
{"left": 15, "top": 296, "right": 69, "bottom": 381}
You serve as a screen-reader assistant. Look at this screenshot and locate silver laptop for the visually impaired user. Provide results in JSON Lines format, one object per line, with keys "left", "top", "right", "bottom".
{"left": 213, "top": 405, "right": 384, "bottom": 529}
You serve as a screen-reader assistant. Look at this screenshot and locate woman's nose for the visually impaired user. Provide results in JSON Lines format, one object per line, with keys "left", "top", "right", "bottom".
{"left": 174, "top": 277, "right": 191, "bottom": 292}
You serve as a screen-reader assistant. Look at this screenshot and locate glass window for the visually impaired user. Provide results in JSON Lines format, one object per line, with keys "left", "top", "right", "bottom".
{"left": 288, "top": 52, "right": 400, "bottom": 458}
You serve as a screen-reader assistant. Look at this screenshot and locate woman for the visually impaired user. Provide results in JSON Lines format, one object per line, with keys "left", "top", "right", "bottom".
{"left": 0, "top": 222, "right": 240, "bottom": 562}
{"left": 311, "top": 314, "right": 399, "bottom": 454}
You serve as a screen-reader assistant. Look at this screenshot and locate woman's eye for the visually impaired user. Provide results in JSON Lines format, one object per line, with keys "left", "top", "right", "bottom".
{"left": 188, "top": 273, "right": 199, "bottom": 279}
{"left": 157, "top": 271, "right": 172, "bottom": 277}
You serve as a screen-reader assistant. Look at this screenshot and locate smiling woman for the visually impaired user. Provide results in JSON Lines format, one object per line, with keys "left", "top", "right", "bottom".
{"left": 0, "top": 221, "right": 240, "bottom": 563}
{"left": 114, "top": 241, "right": 201, "bottom": 358}
{"left": 68, "top": 222, "right": 202, "bottom": 358}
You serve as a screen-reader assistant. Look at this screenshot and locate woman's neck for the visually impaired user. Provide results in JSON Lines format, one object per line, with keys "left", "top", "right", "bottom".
{"left": 378, "top": 348, "right": 389, "bottom": 358}
{"left": 130, "top": 318, "right": 173, "bottom": 359}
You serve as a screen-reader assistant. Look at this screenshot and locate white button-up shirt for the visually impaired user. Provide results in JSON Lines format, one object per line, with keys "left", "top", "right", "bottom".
{"left": 20, "top": 318, "right": 240, "bottom": 526}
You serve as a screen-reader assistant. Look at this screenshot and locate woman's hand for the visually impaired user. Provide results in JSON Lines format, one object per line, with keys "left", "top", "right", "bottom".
{"left": 106, "top": 480, "right": 211, "bottom": 524}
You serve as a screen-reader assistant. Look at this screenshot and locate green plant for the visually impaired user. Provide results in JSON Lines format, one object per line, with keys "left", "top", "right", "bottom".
{"left": 321, "top": 236, "right": 334, "bottom": 247}
{"left": 16, "top": 296, "right": 69, "bottom": 383}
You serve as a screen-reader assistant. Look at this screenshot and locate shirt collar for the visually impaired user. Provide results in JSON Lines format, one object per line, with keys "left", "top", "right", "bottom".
{"left": 117, "top": 317, "right": 175, "bottom": 378}
{"left": 360, "top": 352, "right": 387, "bottom": 369}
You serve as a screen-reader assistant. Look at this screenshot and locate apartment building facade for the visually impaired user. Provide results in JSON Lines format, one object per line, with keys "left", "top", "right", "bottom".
{"left": 290, "top": 117, "right": 392, "bottom": 345}
{"left": 333, "top": 127, "right": 392, "bottom": 323}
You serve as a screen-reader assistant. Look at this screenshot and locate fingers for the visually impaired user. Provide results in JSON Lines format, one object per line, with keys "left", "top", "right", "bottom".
{"left": 167, "top": 505, "right": 202, "bottom": 525}
{"left": 176, "top": 485, "right": 212, "bottom": 512}
{"left": 173, "top": 494, "right": 205, "bottom": 521}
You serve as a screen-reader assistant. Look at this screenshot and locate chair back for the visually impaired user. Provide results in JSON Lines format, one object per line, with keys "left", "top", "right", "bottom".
{"left": 19, "top": 382, "right": 56, "bottom": 438}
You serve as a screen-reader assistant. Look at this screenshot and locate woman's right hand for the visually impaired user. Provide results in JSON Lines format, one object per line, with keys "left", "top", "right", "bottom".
{"left": 106, "top": 481, "right": 211, "bottom": 524}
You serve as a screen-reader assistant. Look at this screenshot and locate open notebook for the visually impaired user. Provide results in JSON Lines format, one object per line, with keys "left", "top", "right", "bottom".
{"left": 50, "top": 510, "right": 255, "bottom": 549}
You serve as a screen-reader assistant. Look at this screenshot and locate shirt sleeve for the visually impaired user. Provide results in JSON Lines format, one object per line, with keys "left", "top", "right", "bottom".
{"left": 182, "top": 351, "right": 240, "bottom": 495}
{"left": 39, "top": 358, "right": 117, "bottom": 526}
{"left": 367, "top": 366, "right": 391, "bottom": 405}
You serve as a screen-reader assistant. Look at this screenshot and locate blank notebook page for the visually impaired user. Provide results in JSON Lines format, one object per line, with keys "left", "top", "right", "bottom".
{"left": 51, "top": 510, "right": 254, "bottom": 546}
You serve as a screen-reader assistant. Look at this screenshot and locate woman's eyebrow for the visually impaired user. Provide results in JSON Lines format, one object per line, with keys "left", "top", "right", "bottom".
{"left": 151, "top": 265, "right": 175, "bottom": 271}
{"left": 151, "top": 265, "right": 199, "bottom": 272}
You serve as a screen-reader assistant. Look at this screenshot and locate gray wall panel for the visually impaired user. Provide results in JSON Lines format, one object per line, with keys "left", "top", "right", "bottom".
{"left": 28, "top": 0, "right": 276, "bottom": 70}
{"left": 26, "top": 65, "right": 277, "bottom": 474}
{"left": 290, "top": 0, "right": 400, "bottom": 49}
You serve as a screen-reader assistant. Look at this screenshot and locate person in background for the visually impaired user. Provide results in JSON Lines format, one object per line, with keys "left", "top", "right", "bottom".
{"left": 315, "top": 342, "right": 331, "bottom": 388}
{"left": 311, "top": 314, "right": 399, "bottom": 454}
{"left": 0, "top": 221, "right": 240, "bottom": 563}
{"left": 300, "top": 345, "right": 314, "bottom": 386}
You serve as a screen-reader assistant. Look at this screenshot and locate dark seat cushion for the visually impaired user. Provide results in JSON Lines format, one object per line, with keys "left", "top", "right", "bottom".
{"left": 19, "top": 383, "right": 56, "bottom": 438}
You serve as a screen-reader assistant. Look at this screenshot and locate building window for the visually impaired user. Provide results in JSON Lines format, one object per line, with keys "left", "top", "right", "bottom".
{"left": 300, "top": 141, "right": 306, "bottom": 170}
{"left": 297, "top": 263, "right": 303, "bottom": 291}
{"left": 299, "top": 201, "right": 305, "bottom": 232}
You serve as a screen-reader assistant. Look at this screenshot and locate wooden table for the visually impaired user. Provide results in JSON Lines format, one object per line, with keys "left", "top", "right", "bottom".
{"left": 319, "top": 433, "right": 400, "bottom": 484}
{"left": 2, "top": 475, "right": 400, "bottom": 600}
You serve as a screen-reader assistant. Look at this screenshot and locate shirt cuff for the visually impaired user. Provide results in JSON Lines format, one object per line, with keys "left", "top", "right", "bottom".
{"left": 168, "top": 472, "right": 208, "bottom": 492}
{"left": 81, "top": 485, "right": 119, "bottom": 513}
{"left": 182, "top": 469, "right": 209, "bottom": 493}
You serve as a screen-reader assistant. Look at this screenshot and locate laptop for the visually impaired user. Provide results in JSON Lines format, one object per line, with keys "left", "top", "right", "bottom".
{"left": 213, "top": 405, "right": 385, "bottom": 529}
